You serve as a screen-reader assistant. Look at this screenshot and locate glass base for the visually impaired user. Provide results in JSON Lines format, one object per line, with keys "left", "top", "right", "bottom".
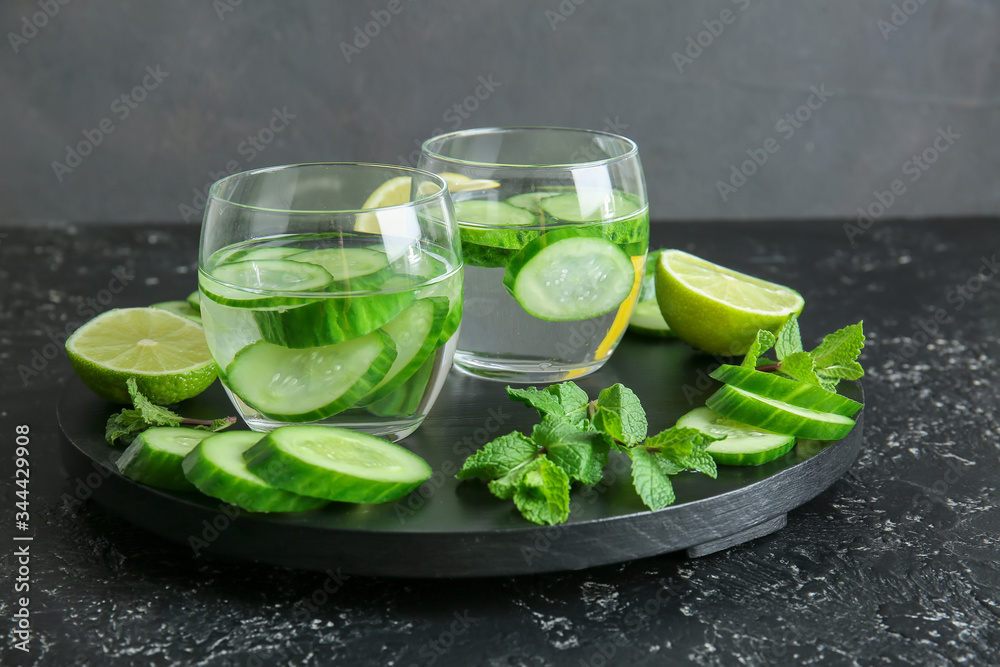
{"left": 452, "top": 352, "right": 608, "bottom": 384}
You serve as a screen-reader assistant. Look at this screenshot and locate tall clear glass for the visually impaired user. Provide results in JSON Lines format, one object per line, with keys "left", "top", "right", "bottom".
{"left": 419, "top": 127, "right": 648, "bottom": 383}
{"left": 198, "top": 163, "right": 463, "bottom": 441}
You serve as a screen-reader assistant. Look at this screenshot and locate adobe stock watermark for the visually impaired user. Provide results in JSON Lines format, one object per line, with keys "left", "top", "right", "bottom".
{"left": 340, "top": 0, "right": 413, "bottom": 63}
{"left": 178, "top": 106, "right": 296, "bottom": 222}
{"left": 51, "top": 65, "right": 170, "bottom": 183}
{"left": 290, "top": 567, "right": 351, "bottom": 622}
{"left": 545, "top": 0, "right": 588, "bottom": 31}
{"left": 18, "top": 265, "right": 134, "bottom": 385}
{"left": 877, "top": 0, "right": 928, "bottom": 40}
{"left": 213, "top": 0, "right": 242, "bottom": 21}
{"left": 716, "top": 84, "right": 834, "bottom": 202}
{"left": 7, "top": 0, "right": 71, "bottom": 54}
{"left": 843, "top": 126, "right": 960, "bottom": 246}
{"left": 672, "top": 0, "right": 752, "bottom": 73}
{"left": 395, "top": 74, "right": 503, "bottom": 167}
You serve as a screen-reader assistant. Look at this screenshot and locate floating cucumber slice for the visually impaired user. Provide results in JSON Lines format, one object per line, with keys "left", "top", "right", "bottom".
{"left": 706, "top": 384, "right": 856, "bottom": 440}
{"left": 506, "top": 191, "right": 564, "bottom": 215}
{"left": 502, "top": 227, "right": 636, "bottom": 321}
{"left": 359, "top": 297, "right": 449, "bottom": 405}
{"left": 252, "top": 289, "right": 415, "bottom": 348}
{"left": 540, "top": 191, "right": 649, "bottom": 256}
{"left": 182, "top": 431, "right": 329, "bottom": 512}
{"left": 455, "top": 200, "right": 539, "bottom": 268}
{"left": 293, "top": 246, "right": 390, "bottom": 290}
{"left": 187, "top": 291, "right": 201, "bottom": 313}
{"left": 229, "top": 246, "right": 306, "bottom": 261}
{"left": 710, "top": 365, "right": 863, "bottom": 417}
{"left": 225, "top": 330, "right": 397, "bottom": 422}
{"left": 150, "top": 300, "right": 203, "bottom": 324}
{"left": 116, "top": 427, "right": 215, "bottom": 491}
{"left": 365, "top": 356, "right": 436, "bottom": 418}
{"left": 243, "top": 425, "right": 433, "bottom": 504}
{"left": 676, "top": 407, "right": 796, "bottom": 466}
{"left": 200, "top": 260, "right": 333, "bottom": 309}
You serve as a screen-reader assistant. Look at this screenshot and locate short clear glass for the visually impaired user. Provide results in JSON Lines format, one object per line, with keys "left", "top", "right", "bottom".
{"left": 198, "top": 163, "right": 463, "bottom": 441}
{"left": 419, "top": 127, "right": 649, "bottom": 383}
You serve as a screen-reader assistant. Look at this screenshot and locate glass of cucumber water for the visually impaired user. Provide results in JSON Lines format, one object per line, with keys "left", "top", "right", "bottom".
{"left": 418, "top": 127, "right": 648, "bottom": 382}
{"left": 198, "top": 163, "right": 463, "bottom": 441}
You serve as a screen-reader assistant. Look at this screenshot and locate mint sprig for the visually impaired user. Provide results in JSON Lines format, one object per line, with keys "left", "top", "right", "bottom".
{"left": 105, "top": 377, "right": 236, "bottom": 445}
{"left": 457, "top": 381, "right": 722, "bottom": 525}
{"left": 750, "top": 316, "right": 865, "bottom": 391}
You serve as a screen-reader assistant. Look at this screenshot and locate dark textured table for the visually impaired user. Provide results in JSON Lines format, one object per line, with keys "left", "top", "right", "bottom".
{"left": 1, "top": 220, "right": 998, "bottom": 666}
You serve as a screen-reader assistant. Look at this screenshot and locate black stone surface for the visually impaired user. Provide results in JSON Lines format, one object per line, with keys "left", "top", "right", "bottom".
{"left": 2, "top": 220, "right": 999, "bottom": 665}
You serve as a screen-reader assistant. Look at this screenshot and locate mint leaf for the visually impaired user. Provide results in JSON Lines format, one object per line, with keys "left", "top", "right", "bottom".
{"left": 645, "top": 426, "right": 720, "bottom": 479}
{"left": 811, "top": 321, "right": 865, "bottom": 379}
{"left": 105, "top": 409, "right": 148, "bottom": 445}
{"left": 457, "top": 432, "right": 538, "bottom": 481}
{"left": 742, "top": 329, "right": 776, "bottom": 368}
{"left": 591, "top": 384, "right": 647, "bottom": 444}
{"left": 512, "top": 456, "right": 570, "bottom": 525}
{"left": 774, "top": 316, "right": 803, "bottom": 360}
{"left": 629, "top": 447, "right": 676, "bottom": 510}
{"left": 778, "top": 350, "right": 822, "bottom": 387}
{"left": 507, "top": 382, "right": 590, "bottom": 427}
{"left": 127, "top": 378, "right": 183, "bottom": 427}
{"left": 531, "top": 417, "right": 610, "bottom": 485}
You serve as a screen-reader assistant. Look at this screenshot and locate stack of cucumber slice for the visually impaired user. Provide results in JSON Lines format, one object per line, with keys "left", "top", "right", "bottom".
{"left": 678, "top": 365, "right": 862, "bottom": 466}
{"left": 199, "top": 237, "right": 460, "bottom": 422}
{"left": 118, "top": 425, "right": 433, "bottom": 512}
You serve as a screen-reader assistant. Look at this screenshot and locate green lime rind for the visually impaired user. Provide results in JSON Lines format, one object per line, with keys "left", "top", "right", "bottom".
{"left": 181, "top": 431, "right": 329, "bottom": 513}
{"left": 502, "top": 227, "right": 635, "bottom": 322}
{"left": 243, "top": 425, "right": 432, "bottom": 504}
{"left": 150, "top": 300, "right": 203, "bottom": 324}
{"left": 252, "top": 289, "right": 416, "bottom": 349}
{"left": 705, "top": 384, "right": 855, "bottom": 440}
{"left": 676, "top": 407, "right": 796, "bottom": 466}
{"left": 710, "top": 365, "right": 862, "bottom": 417}
{"left": 358, "top": 297, "right": 449, "bottom": 405}
{"left": 65, "top": 308, "right": 217, "bottom": 405}
{"left": 199, "top": 259, "right": 333, "bottom": 309}
{"left": 225, "top": 330, "right": 397, "bottom": 422}
{"left": 187, "top": 291, "right": 201, "bottom": 313}
{"left": 116, "top": 427, "right": 215, "bottom": 491}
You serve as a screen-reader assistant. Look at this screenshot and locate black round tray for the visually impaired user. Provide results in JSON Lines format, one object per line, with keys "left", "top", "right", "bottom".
{"left": 57, "top": 336, "right": 864, "bottom": 578}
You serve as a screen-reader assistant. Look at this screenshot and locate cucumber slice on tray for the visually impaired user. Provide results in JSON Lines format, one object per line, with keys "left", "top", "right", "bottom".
{"left": 226, "top": 330, "right": 397, "bottom": 422}
{"left": 710, "top": 365, "right": 862, "bottom": 417}
{"left": 676, "top": 407, "right": 796, "bottom": 466}
{"left": 182, "top": 431, "right": 329, "bottom": 513}
{"left": 706, "top": 384, "right": 856, "bottom": 441}
{"left": 116, "top": 427, "right": 215, "bottom": 491}
{"left": 502, "top": 227, "right": 636, "bottom": 321}
{"left": 244, "top": 425, "right": 432, "bottom": 503}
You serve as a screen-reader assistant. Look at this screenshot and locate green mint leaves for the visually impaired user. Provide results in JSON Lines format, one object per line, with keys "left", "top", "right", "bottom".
{"left": 457, "top": 382, "right": 722, "bottom": 525}
{"left": 750, "top": 316, "right": 865, "bottom": 391}
{"left": 105, "top": 378, "right": 236, "bottom": 445}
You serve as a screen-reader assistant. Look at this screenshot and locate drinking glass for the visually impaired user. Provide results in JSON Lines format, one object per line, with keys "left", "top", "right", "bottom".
{"left": 419, "top": 127, "right": 648, "bottom": 383}
{"left": 198, "top": 163, "right": 463, "bottom": 441}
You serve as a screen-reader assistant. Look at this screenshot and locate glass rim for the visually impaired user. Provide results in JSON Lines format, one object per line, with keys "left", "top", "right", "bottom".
{"left": 420, "top": 126, "right": 640, "bottom": 169}
{"left": 206, "top": 162, "right": 450, "bottom": 214}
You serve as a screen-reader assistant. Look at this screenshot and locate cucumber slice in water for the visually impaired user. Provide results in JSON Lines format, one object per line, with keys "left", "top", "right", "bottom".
{"left": 229, "top": 246, "right": 306, "bottom": 261}
{"left": 359, "top": 297, "right": 449, "bottom": 405}
{"left": 706, "top": 384, "right": 856, "bottom": 440}
{"left": 540, "top": 191, "right": 649, "bottom": 256}
{"left": 710, "top": 365, "right": 862, "bottom": 417}
{"left": 200, "top": 260, "right": 332, "bottom": 309}
{"left": 293, "top": 246, "right": 390, "bottom": 289}
{"left": 243, "top": 425, "right": 433, "bottom": 503}
{"left": 182, "top": 431, "right": 329, "bottom": 512}
{"left": 455, "top": 200, "right": 539, "bottom": 269}
{"left": 676, "top": 407, "right": 796, "bottom": 466}
{"left": 116, "top": 427, "right": 215, "bottom": 491}
{"left": 225, "top": 330, "right": 398, "bottom": 422}
{"left": 506, "top": 191, "right": 564, "bottom": 215}
{"left": 503, "top": 227, "right": 636, "bottom": 321}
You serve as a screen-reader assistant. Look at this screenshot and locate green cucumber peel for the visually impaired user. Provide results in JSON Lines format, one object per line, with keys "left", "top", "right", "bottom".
{"left": 745, "top": 316, "right": 865, "bottom": 392}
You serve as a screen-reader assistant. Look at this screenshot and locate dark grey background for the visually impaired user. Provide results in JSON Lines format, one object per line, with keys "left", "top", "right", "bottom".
{"left": 1, "top": 0, "right": 997, "bottom": 223}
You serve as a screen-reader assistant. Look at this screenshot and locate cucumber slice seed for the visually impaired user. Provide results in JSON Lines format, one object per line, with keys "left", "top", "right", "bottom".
{"left": 676, "top": 407, "right": 796, "bottom": 466}
{"left": 710, "top": 365, "right": 862, "bottom": 417}
{"left": 244, "top": 425, "right": 433, "bottom": 504}
{"left": 503, "top": 227, "right": 636, "bottom": 322}
{"left": 116, "top": 427, "right": 215, "bottom": 491}
{"left": 182, "top": 431, "right": 329, "bottom": 513}
{"left": 225, "top": 330, "right": 398, "bottom": 422}
{"left": 706, "top": 384, "right": 856, "bottom": 441}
